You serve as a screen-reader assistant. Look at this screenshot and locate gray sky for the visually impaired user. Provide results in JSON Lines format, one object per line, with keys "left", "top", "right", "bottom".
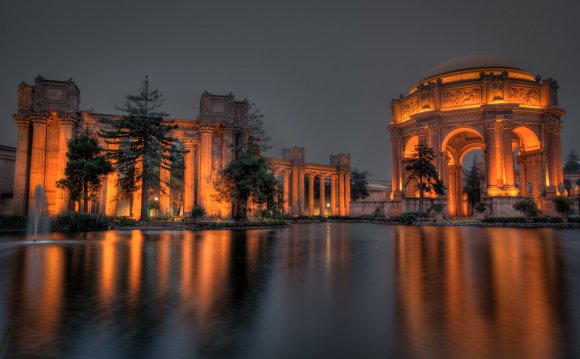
{"left": 1, "top": 0, "right": 579, "bottom": 179}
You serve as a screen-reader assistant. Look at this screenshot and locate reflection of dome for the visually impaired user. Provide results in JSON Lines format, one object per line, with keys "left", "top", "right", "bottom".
{"left": 424, "top": 55, "right": 521, "bottom": 78}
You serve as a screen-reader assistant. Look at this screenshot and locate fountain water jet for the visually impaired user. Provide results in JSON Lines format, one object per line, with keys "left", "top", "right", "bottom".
{"left": 27, "top": 184, "right": 50, "bottom": 238}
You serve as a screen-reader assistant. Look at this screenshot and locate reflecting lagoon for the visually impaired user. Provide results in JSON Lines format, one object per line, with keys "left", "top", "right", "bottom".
{"left": 1, "top": 223, "right": 580, "bottom": 358}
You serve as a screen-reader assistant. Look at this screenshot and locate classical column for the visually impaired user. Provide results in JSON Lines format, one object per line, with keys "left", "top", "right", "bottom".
{"left": 183, "top": 139, "right": 196, "bottom": 216}
{"left": 345, "top": 171, "right": 351, "bottom": 216}
{"left": 298, "top": 166, "right": 305, "bottom": 215}
{"left": 545, "top": 118, "right": 563, "bottom": 188}
{"left": 55, "top": 116, "right": 76, "bottom": 214}
{"left": 159, "top": 155, "right": 171, "bottom": 215}
{"left": 338, "top": 170, "right": 345, "bottom": 216}
{"left": 390, "top": 134, "right": 401, "bottom": 194}
{"left": 12, "top": 116, "right": 30, "bottom": 215}
{"left": 455, "top": 164, "right": 462, "bottom": 215}
{"left": 291, "top": 165, "right": 299, "bottom": 215}
{"left": 131, "top": 160, "right": 142, "bottom": 220}
{"left": 517, "top": 155, "right": 527, "bottom": 196}
{"left": 283, "top": 170, "right": 290, "bottom": 213}
{"left": 28, "top": 115, "right": 48, "bottom": 211}
{"left": 485, "top": 117, "right": 499, "bottom": 193}
{"left": 319, "top": 174, "right": 326, "bottom": 216}
{"left": 430, "top": 125, "right": 441, "bottom": 174}
{"left": 502, "top": 119, "right": 515, "bottom": 187}
{"left": 199, "top": 124, "right": 214, "bottom": 212}
{"left": 448, "top": 165, "right": 457, "bottom": 217}
{"left": 105, "top": 143, "right": 119, "bottom": 217}
{"left": 308, "top": 173, "right": 315, "bottom": 216}
{"left": 331, "top": 174, "right": 337, "bottom": 215}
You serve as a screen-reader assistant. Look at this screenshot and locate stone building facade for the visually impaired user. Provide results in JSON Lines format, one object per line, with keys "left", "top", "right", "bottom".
{"left": 387, "top": 56, "right": 566, "bottom": 217}
{"left": 11, "top": 76, "right": 351, "bottom": 218}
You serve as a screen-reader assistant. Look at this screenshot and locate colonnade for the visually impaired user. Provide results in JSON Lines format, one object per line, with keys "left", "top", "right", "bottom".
{"left": 272, "top": 162, "right": 351, "bottom": 216}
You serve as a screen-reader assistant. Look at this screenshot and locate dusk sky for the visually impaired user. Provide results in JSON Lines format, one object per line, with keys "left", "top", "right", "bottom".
{"left": 1, "top": 0, "right": 579, "bottom": 178}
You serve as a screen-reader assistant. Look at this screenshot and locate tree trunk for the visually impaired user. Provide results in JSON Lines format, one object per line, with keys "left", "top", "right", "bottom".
{"left": 83, "top": 181, "right": 89, "bottom": 213}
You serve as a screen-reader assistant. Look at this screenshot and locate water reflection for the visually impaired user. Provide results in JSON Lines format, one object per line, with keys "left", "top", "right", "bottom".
{"left": 0, "top": 224, "right": 577, "bottom": 358}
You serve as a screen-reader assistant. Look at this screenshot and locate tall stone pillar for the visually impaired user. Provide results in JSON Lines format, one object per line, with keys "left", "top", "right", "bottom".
{"left": 159, "top": 157, "right": 171, "bottom": 215}
{"left": 345, "top": 171, "right": 351, "bottom": 216}
{"left": 502, "top": 120, "right": 515, "bottom": 188}
{"left": 430, "top": 125, "right": 441, "bottom": 174}
{"left": 517, "top": 155, "right": 527, "bottom": 197}
{"left": 199, "top": 124, "right": 214, "bottom": 213}
{"left": 390, "top": 134, "right": 401, "bottom": 194}
{"left": 183, "top": 140, "right": 196, "bottom": 216}
{"left": 319, "top": 174, "right": 326, "bottom": 216}
{"left": 308, "top": 173, "right": 315, "bottom": 216}
{"left": 448, "top": 164, "right": 457, "bottom": 217}
{"left": 131, "top": 160, "right": 142, "bottom": 220}
{"left": 485, "top": 117, "right": 499, "bottom": 193}
{"left": 28, "top": 116, "right": 48, "bottom": 211}
{"left": 12, "top": 116, "right": 30, "bottom": 215}
{"left": 55, "top": 117, "right": 76, "bottom": 214}
{"left": 291, "top": 165, "right": 299, "bottom": 215}
{"left": 331, "top": 175, "right": 337, "bottom": 215}
{"left": 298, "top": 166, "right": 305, "bottom": 215}
{"left": 283, "top": 170, "right": 290, "bottom": 214}
{"left": 105, "top": 143, "right": 119, "bottom": 217}
{"left": 544, "top": 118, "right": 564, "bottom": 187}
{"left": 338, "top": 170, "right": 345, "bottom": 216}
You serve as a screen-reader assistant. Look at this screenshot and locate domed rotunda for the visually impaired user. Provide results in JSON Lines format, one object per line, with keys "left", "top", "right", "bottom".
{"left": 387, "top": 55, "right": 565, "bottom": 217}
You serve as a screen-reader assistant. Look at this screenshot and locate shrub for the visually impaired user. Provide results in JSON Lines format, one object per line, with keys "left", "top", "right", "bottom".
{"left": 513, "top": 198, "right": 539, "bottom": 218}
{"left": 567, "top": 216, "right": 580, "bottom": 223}
{"left": 397, "top": 212, "right": 418, "bottom": 225}
{"left": 482, "top": 217, "right": 527, "bottom": 224}
{"left": 474, "top": 202, "right": 487, "bottom": 213}
{"left": 553, "top": 195, "right": 573, "bottom": 217}
{"left": 53, "top": 212, "right": 111, "bottom": 232}
{"left": 112, "top": 216, "right": 138, "bottom": 227}
{"left": 430, "top": 203, "right": 444, "bottom": 214}
{"left": 0, "top": 215, "right": 27, "bottom": 231}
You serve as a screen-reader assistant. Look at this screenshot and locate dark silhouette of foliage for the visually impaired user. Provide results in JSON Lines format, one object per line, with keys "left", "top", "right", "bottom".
{"left": 513, "top": 197, "right": 539, "bottom": 218}
{"left": 564, "top": 150, "right": 580, "bottom": 171}
{"left": 57, "top": 130, "right": 113, "bottom": 213}
{"left": 463, "top": 157, "right": 483, "bottom": 215}
{"left": 405, "top": 142, "right": 445, "bottom": 214}
{"left": 350, "top": 168, "right": 370, "bottom": 201}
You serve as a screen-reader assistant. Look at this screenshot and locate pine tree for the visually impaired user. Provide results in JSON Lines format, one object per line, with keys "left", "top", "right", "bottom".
{"left": 405, "top": 142, "right": 445, "bottom": 214}
{"left": 463, "top": 157, "right": 482, "bottom": 215}
{"left": 564, "top": 150, "right": 580, "bottom": 171}
{"left": 57, "top": 130, "right": 113, "bottom": 213}
{"left": 100, "top": 76, "right": 180, "bottom": 221}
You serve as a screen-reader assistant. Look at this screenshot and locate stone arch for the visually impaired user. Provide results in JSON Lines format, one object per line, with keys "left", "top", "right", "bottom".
{"left": 441, "top": 126, "right": 484, "bottom": 152}
{"left": 512, "top": 126, "right": 541, "bottom": 152}
{"left": 403, "top": 135, "right": 419, "bottom": 158}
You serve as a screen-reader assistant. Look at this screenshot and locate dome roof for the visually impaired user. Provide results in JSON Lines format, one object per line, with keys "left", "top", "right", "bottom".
{"left": 424, "top": 55, "right": 521, "bottom": 79}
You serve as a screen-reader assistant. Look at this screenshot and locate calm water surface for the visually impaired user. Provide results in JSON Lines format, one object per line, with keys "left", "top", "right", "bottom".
{"left": 1, "top": 223, "right": 580, "bottom": 359}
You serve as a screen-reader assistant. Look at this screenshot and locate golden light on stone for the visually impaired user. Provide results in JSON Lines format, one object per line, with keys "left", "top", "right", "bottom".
{"left": 387, "top": 55, "right": 566, "bottom": 217}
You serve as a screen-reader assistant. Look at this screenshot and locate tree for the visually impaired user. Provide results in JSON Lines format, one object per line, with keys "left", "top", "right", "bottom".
{"left": 405, "top": 142, "right": 445, "bottom": 214}
{"left": 553, "top": 195, "right": 573, "bottom": 218}
{"left": 463, "top": 157, "right": 482, "bottom": 215}
{"left": 57, "top": 130, "right": 113, "bottom": 213}
{"left": 189, "top": 206, "right": 206, "bottom": 224}
{"left": 169, "top": 144, "right": 185, "bottom": 216}
{"left": 100, "top": 76, "right": 180, "bottom": 221}
{"left": 564, "top": 150, "right": 580, "bottom": 171}
{"left": 513, "top": 197, "right": 539, "bottom": 219}
{"left": 350, "top": 168, "right": 370, "bottom": 201}
{"left": 214, "top": 155, "right": 279, "bottom": 219}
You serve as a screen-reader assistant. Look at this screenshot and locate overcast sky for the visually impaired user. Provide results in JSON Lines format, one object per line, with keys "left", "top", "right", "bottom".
{"left": 1, "top": 0, "right": 579, "bottom": 179}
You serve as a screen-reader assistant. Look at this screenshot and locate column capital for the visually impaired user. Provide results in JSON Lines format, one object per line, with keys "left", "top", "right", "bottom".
{"left": 13, "top": 114, "right": 30, "bottom": 128}
{"left": 182, "top": 138, "right": 198, "bottom": 149}
{"left": 544, "top": 118, "right": 562, "bottom": 134}
{"left": 58, "top": 114, "right": 78, "bottom": 127}
{"left": 199, "top": 121, "right": 215, "bottom": 134}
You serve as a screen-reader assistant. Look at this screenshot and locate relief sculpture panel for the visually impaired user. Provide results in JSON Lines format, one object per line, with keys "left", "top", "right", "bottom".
{"left": 401, "top": 99, "right": 417, "bottom": 120}
{"left": 508, "top": 86, "right": 540, "bottom": 106}
{"left": 442, "top": 87, "right": 481, "bottom": 108}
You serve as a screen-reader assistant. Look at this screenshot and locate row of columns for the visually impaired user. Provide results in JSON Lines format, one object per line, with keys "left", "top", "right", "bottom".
{"left": 277, "top": 168, "right": 351, "bottom": 216}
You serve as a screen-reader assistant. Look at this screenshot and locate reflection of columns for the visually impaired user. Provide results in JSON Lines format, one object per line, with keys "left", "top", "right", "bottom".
{"left": 298, "top": 166, "right": 305, "bottom": 215}
{"left": 291, "top": 165, "right": 299, "bottom": 215}
{"left": 105, "top": 143, "right": 119, "bottom": 216}
{"left": 199, "top": 125, "right": 214, "bottom": 212}
{"left": 308, "top": 173, "right": 315, "bottom": 216}
{"left": 345, "top": 171, "right": 351, "bottom": 216}
{"left": 338, "top": 170, "right": 345, "bottom": 216}
{"left": 29, "top": 116, "right": 48, "bottom": 211}
{"left": 13, "top": 117, "right": 30, "bottom": 215}
{"left": 183, "top": 140, "right": 196, "bottom": 215}
{"left": 331, "top": 175, "right": 338, "bottom": 215}
{"left": 283, "top": 170, "right": 290, "bottom": 213}
{"left": 55, "top": 117, "right": 75, "bottom": 214}
{"left": 319, "top": 174, "right": 326, "bottom": 216}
